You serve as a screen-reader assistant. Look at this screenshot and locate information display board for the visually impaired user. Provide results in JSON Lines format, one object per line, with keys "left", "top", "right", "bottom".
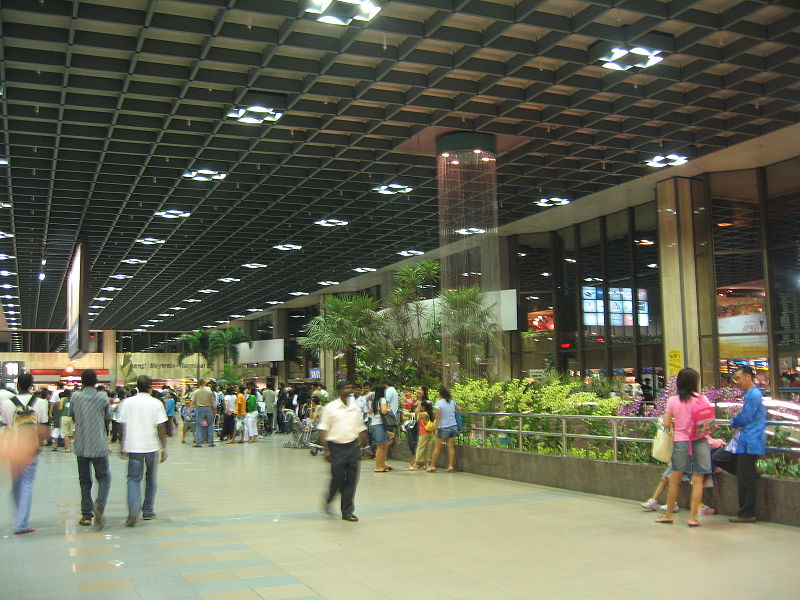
{"left": 67, "top": 242, "right": 90, "bottom": 360}
{"left": 581, "top": 286, "right": 650, "bottom": 327}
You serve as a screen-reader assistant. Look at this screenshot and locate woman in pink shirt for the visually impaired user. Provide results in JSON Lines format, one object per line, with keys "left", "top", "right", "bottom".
{"left": 656, "top": 368, "right": 713, "bottom": 527}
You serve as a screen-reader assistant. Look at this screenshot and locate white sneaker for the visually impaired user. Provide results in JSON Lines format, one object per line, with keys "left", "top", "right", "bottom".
{"left": 660, "top": 503, "right": 679, "bottom": 512}
{"left": 641, "top": 498, "right": 660, "bottom": 511}
{"left": 698, "top": 504, "right": 716, "bottom": 516}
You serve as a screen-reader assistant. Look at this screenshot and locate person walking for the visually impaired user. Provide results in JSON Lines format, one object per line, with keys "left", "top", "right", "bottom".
{"left": 655, "top": 368, "right": 713, "bottom": 527}
{"left": 70, "top": 370, "right": 112, "bottom": 530}
{"left": 0, "top": 373, "right": 50, "bottom": 534}
{"left": 428, "top": 386, "right": 459, "bottom": 473}
{"left": 368, "top": 385, "right": 391, "bottom": 473}
{"left": 190, "top": 380, "right": 215, "bottom": 448}
{"left": 319, "top": 380, "right": 367, "bottom": 522}
{"left": 118, "top": 375, "right": 168, "bottom": 527}
{"left": 712, "top": 366, "right": 766, "bottom": 523}
{"left": 263, "top": 385, "right": 276, "bottom": 434}
{"left": 243, "top": 386, "right": 259, "bottom": 443}
{"left": 180, "top": 401, "right": 196, "bottom": 444}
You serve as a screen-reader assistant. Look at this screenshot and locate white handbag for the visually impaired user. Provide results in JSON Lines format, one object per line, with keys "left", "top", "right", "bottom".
{"left": 651, "top": 424, "right": 673, "bottom": 463}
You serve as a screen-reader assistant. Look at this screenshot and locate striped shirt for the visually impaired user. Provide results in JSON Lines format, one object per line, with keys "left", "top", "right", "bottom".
{"left": 70, "top": 387, "right": 111, "bottom": 458}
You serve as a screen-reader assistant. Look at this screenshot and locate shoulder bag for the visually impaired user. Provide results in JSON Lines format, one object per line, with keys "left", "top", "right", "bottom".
{"left": 651, "top": 422, "right": 673, "bottom": 463}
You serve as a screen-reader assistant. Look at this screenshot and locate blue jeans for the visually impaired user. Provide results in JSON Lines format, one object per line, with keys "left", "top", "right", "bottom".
{"left": 195, "top": 406, "right": 214, "bottom": 445}
{"left": 12, "top": 455, "right": 38, "bottom": 532}
{"left": 77, "top": 456, "right": 111, "bottom": 519}
{"left": 127, "top": 452, "right": 158, "bottom": 519}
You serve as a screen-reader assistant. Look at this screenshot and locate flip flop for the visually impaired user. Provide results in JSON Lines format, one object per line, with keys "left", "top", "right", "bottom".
{"left": 688, "top": 522, "right": 701, "bottom": 528}
{"left": 655, "top": 518, "right": 674, "bottom": 524}
{"left": 374, "top": 468, "right": 390, "bottom": 472}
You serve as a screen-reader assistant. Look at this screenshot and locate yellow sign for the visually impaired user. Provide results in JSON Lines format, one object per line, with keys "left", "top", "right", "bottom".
{"left": 667, "top": 349, "right": 683, "bottom": 378}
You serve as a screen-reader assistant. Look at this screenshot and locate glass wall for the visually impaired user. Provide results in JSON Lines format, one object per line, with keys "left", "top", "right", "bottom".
{"left": 515, "top": 203, "right": 663, "bottom": 388}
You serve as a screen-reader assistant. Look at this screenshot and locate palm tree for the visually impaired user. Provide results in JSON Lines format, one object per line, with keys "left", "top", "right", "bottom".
{"left": 176, "top": 329, "right": 213, "bottom": 383}
{"left": 209, "top": 327, "right": 253, "bottom": 365}
{"left": 298, "top": 294, "right": 382, "bottom": 381}
{"left": 439, "top": 286, "right": 503, "bottom": 381}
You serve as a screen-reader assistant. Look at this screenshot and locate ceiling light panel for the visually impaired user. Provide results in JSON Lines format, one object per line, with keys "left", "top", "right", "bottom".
{"left": 154, "top": 209, "right": 191, "bottom": 218}
{"left": 373, "top": 183, "right": 413, "bottom": 195}
{"left": 182, "top": 169, "right": 227, "bottom": 181}
{"left": 273, "top": 243, "right": 302, "bottom": 251}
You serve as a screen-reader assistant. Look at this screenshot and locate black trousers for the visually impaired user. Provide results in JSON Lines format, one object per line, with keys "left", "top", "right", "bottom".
{"left": 713, "top": 449, "right": 758, "bottom": 518}
{"left": 222, "top": 414, "right": 235, "bottom": 439}
{"left": 406, "top": 425, "right": 419, "bottom": 455}
{"left": 327, "top": 440, "right": 360, "bottom": 517}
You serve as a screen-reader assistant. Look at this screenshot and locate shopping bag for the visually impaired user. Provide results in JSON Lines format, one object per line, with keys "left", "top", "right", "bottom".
{"left": 651, "top": 425, "right": 673, "bottom": 463}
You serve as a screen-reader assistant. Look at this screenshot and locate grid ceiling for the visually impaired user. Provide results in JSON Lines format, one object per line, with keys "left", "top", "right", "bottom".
{"left": 0, "top": 0, "right": 799, "bottom": 342}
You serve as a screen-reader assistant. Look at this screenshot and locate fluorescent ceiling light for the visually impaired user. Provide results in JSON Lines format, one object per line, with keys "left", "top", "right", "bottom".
{"left": 184, "top": 298, "right": 201, "bottom": 303}
{"left": 0, "top": 284, "right": 16, "bottom": 289}
{"left": 645, "top": 154, "right": 688, "bottom": 168}
{"left": 462, "top": 272, "right": 481, "bottom": 276}
{"left": 135, "top": 238, "right": 165, "bottom": 245}
{"left": 266, "top": 300, "right": 282, "bottom": 305}
{"left": 373, "top": 183, "right": 413, "bottom": 195}
{"left": 0, "top": 270, "right": 15, "bottom": 276}
{"left": 289, "top": 291, "right": 309, "bottom": 296}
{"left": 169, "top": 306, "right": 187, "bottom": 311}
{"left": 398, "top": 250, "right": 424, "bottom": 257}
{"left": 230, "top": 314, "right": 245, "bottom": 318}
{"left": 110, "top": 274, "right": 132, "bottom": 280}
{"left": 0, "top": 254, "right": 15, "bottom": 260}
{"left": 314, "top": 218, "right": 349, "bottom": 227}
{"left": 0, "top": 231, "right": 13, "bottom": 239}
{"left": 121, "top": 258, "right": 147, "bottom": 264}
{"left": 318, "top": 281, "right": 339, "bottom": 286}
{"left": 517, "top": 252, "right": 527, "bottom": 257}
{"left": 455, "top": 227, "right": 486, "bottom": 235}
{"left": 353, "top": 267, "right": 376, "bottom": 273}
{"left": 599, "top": 46, "right": 663, "bottom": 71}
{"left": 197, "top": 289, "right": 219, "bottom": 294}
{"left": 101, "top": 286, "right": 121, "bottom": 291}
{"left": 273, "top": 243, "right": 302, "bottom": 251}
{"left": 140, "top": 324, "right": 155, "bottom": 328}
{"left": 93, "top": 296, "right": 112, "bottom": 301}
{"left": 0, "top": 158, "right": 7, "bottom": 165}
{"left": 635, "top": 239, "right": 655, "bottom": 246}
{"left": 305, "top": 0, "right": 381, "bottom": 25}
{"left": 0, "top": 295, "right": 18, "bottom": 299}
{"left": 218, "top": 277, "right": 241, "bottom": 283}
{"left": 148, "top": 319, "right": 162, "bottom": 323}
{"left": 242, "top": 262, "right": 267, "bottom": 269}
{"left": 215, "top": 320, "right": 230, "bottom": 324}
{"left": 157, "top": 314, "right": 173, "bottom": 317}
{"left": 182, "top": 169, "right": 227, "bottom": 181}
{"left": 203, "top": 325, "right": 215, "bottom": 328}
{"left": 89, "top": 305, "right": 105, "bottom": 309}
{"left": 565, "top": 258, "right": 577, "bottom": 263}
{"left": 154, "top": 209, "right": 190, "bottom": 219}
{"left": 0, "top": 202, "right": 10, "bottom": 208}
{"left": 226, "top": 105, "right": 283, "bottom": 124}
{"left": 535, "top": 197, "right": 570, "bottom": 207}
{"left": 246, "top": 308, "right": 262, "bottom": 312}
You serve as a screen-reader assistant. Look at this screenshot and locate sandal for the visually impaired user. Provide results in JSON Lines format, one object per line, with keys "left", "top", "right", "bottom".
{"left": 447, "top": 468, "right": 456, "bottom": 472}
{"left": 426, "top": 468, "right": 436, "bottom": 473}
{"left": 79, "top": 518, "right": 93, "bottom": 527}
{"left": 406, "top": 467, "right": 420, "bottom": 471}
{"left": 655, "top": 518, "right": 674, "bottom": 524}
{"left": 688, "top": 521, "right": 700, "bottom": 528}
{"left": 374, "top": 468, "right": 390, "bottom": 472}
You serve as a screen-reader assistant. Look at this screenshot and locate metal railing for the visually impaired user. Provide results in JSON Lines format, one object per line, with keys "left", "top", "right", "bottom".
{"left": 459, "top": 412, "right": 800, "bottom": 462}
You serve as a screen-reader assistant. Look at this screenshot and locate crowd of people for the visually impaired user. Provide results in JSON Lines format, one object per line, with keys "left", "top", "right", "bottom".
{"left": 0, "top": 365, "right": 769, "bottom": 530}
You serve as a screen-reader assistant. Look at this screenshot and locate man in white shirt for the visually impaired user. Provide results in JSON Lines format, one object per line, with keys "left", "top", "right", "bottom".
{"left": 0, "top": 373, "right": 50, "bottom": 534}
{"left": 319, "top": 380, "right": 367, "bottom": 522}
{"left": 118, "top": 375, "right": 167, "bottom": 527}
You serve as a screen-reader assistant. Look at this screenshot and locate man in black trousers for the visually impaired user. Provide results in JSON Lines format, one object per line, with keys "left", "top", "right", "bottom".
{"left": 319, "top": 380, "right": 367, "bottom": 522}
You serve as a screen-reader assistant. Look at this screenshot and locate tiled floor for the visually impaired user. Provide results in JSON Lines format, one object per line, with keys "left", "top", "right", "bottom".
{"left": 1, "top": 435, "right": 796, "bottom": 600}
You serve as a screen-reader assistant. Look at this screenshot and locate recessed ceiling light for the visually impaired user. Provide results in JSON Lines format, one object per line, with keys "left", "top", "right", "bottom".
{"left": 5, "top": 310, "right": 18, "bottom": 315}
{"left": 541, "top": 272, "right": 551, "bottom": 277}
{"left": 353, "top": 267, "right": 376, "bottom": 273}
{"left": 535, "top": 197, "right": 570, "bottom": 207}
{"left": 226, "top": 105, "right": 283, "bottom": 124}
{"left": 242, "top": 262, "right": 268, "bottom": 269}
{"left": 716, "top": 222, "right": 733, "bottom": 227}
{"left": 372, "top": 183, "right": 413, "bottom": 195}
{"left": 230, "top": 314, "right": 245, "bottom": 318}
{"left": 517, "top": 252, "right": 527, "bottom": 257}
{"left": 217, "top": 277, "right": 241, "bottom": 283}
{"left": 0, "top": 270, "right": 15, "bottom": 276}
{"left": 0, "top": 284, "right": 16, "bottom": 289}
{"left": 0, "top": 231, "right": 13, "bottom": 239}
{"left": 455, "top": 227, "right": 487, "bottom": 235}
{"left": 0, "top": 295, "right": 18, "bottom": 299}
{"left": 202, "top": 325, "right": 215, "bottom": 328}
{"left": 89, "top": 305, "right": 105, "bottom": 309}
{"left": 398, "top": 250, "right": 424, "bottom": 257}
{"left": 635, "top": 239, "right": 655, "bottom": 246}
{"left": 461, "top": 271, "right": 481, "bottom": 277}
{"left": 135, "top": 238, "right": 165, "bottom": 245}
{"left": 121, "top": 258, "right": 147, "bottom": 265}
{"left": 314, "top": 218, "right": 349, "bottom": 227}
{"left": 645, "top": 154, "right": 687, "bottom": 168}
{"left": 101, "top": 286, "right": 121, "bottom": 291}
{"left": 157, "top": 314, "right": 173, "bottom": 317}
{"left": 289, "top": 291, "right": 309, "bottom": 296}
{"left": 109, "top": 274, "right": 132, "bottom": 280}
{"left": 599, "top": 46, "right": 663, "bottom": 70}
{"left": 273, "top": 243, "right": 302, "bottom": 251}
{"left": 198, "top": 289, "right": 219, "bottom": 294}
{"left": 0, "top": 158, "right": 7, "bottom": 166}
{"left": 266, "top": 300, "right": 282, "bottom": 305}
{"left": 246, "top": 308, "right": 262, "bottom": 312}
{"left": 318, "top": 281, "right": 339, "bottom": 286}
{"left": 182, "top": 169, "right": 227, "bottom": 181}
{"left": 647, "top": 263, "right": 659, "bottom": 268}
{"left": 184, "top": 298, "right": 201, "bottom": 303}
{"left": 154, "top": 209, "right": 190, "bottom": 219}
{"left": 0, "top": 253, "right": 15, "bottom": 260}
{"left": 169, "top": 306, "right": 187, "bottom": 311}
{"left": 215, "top": 320, "right": 230, "bottom": 324}
{"left": 148, "top": 319, "right": 162, "bottom": 323}
{"left": 0, "top": 202, "right": 10, "bottom": 208}
{"left": 565, "top": 258, "right": 577, "bottom": 263}
{"left": 305, "top": 0, "right": 381, "bottom": 24}
{"left": 140, "top": 324, "right": 155, "bottom": 328}
{"left": 93, "top": 296, "right": 112, "bottom": 301}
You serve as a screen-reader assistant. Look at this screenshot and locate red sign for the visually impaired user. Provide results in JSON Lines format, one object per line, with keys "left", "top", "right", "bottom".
{"left": 31, "top": 368, "right": 109, "bottom": 376}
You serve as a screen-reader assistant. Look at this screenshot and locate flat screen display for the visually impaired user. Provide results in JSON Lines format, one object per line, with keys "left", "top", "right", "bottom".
{"left": 582, "top": 286, "right": 649, "bottom": 327}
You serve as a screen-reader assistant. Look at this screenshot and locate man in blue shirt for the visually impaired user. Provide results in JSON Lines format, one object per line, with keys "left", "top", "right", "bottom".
{"left": 713, "top": 366, "right": 766, "bottom": 522}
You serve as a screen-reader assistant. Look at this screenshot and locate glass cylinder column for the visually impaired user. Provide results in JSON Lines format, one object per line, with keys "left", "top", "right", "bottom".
{"left": 437, "top": 132, "right": 502, "bottom": 382}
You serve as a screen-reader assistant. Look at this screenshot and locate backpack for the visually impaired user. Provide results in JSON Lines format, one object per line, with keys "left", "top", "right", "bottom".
{"left": 10, "top": 395, "right": 40, "bottom": 427}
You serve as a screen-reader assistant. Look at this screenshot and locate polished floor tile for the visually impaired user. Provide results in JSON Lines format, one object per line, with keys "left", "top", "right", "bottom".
{"left": 0, "top": 435, "right": 796, "bottom": 599}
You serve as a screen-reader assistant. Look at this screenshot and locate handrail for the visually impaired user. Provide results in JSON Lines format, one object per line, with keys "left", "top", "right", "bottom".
{"left": 460, "top": 412, "right": 800, "bottom": 460}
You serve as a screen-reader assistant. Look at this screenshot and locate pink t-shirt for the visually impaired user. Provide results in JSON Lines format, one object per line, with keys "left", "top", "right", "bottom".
{"left": 665, "top": 394, "right": 711, "bottom": 442}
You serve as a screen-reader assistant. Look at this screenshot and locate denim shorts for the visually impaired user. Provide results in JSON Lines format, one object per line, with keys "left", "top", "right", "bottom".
{"left": 671, "top": 438, "right": 712, "bottom": 475}
{"left": 370, "top": 424, "right": 388, "bottom": 445}
{"left": 438, "top": 426, "right": 459, "bottom": 440}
